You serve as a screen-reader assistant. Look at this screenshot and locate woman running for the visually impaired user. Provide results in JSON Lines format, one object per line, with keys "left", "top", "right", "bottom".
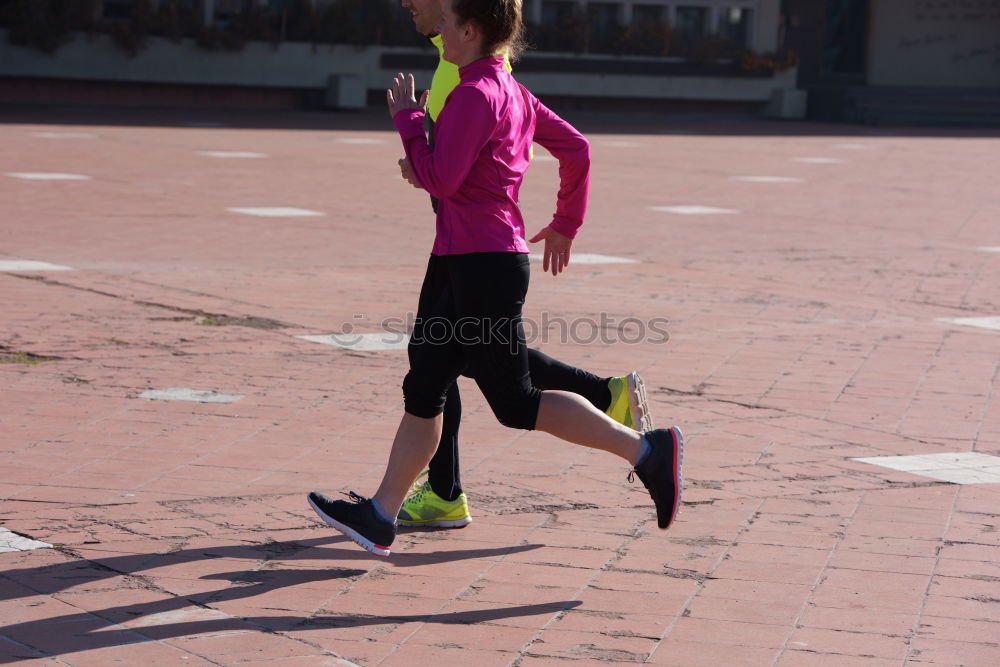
{"left": 308, "top": 0, "right": 683, "bottom": 556}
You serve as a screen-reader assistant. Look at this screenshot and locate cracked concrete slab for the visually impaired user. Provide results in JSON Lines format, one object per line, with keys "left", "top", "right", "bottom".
{"left": 0, "top": 527, "right": 52, "bottom": 552}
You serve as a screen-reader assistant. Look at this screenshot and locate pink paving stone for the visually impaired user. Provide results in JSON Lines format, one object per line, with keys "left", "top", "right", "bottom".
{"left": 776, "top": 651, "right": 903, "bottom": 667}
{"left": 589, "top": 568, "right": 702, "bottom": 596}
{"left": 928, "top": 573, "right": 1000, "bottom": 599}
{"left": 55, "top": 641, "right": 218, "bottom": 666}
{"left": 347, "top": 571, "right": 472, "bottom": 601}
{"left": 698, "top": 578, "right": 813, "bottom": 604}
{"left": 908, "top": 637, "right": 1000, "bottom": 667}
{"left": 547, "top": 608, "right": 671, "bottom": 639}
{"left": 272, "top": 635, "right": 398, "bottom": 665}
{"left": 521, "top": 536, "right": 629, "bottom": 566}
{"left": 837, "top": 534, "right": 942, "bottom": 558}
{"left": 647, "top": 639, "right": 780, "bottom": 666}
{"left": 787, "top": 626, "right": 910, "bottom": 660}
{"left": 709, "top": 558, "right": 823, "bottom": 585}
{"left": 797, "top": 605, "right": 918, "bottom": 636}
{"left": 684, "top": 595, "right": 804, "bottom": 626}
{"left": 378, "top": 644, "right": 516, "bottom": 666}
{"left": 164, "top": 630, "right": 325, "bottom": 662}
{"left": 935, "top": 557, "right": 1000, "bottom": 580}
{"left": 459, "top": 580, "right": 582, "bottom": 606}
{"left": 825, "top": 550, "right": 937, "bottom": 576}
{"left": 528, "top": 627, "right": 657, "bottom": 661}
{"left": 403, "top": 619, "right": 540, "bottom": 652}
{"left": 665, "top": 617, "right": 792, "bottom": 649}
{"left": 916, "top": 616, "right": 1000, "bottom": 644}
{"left": 519, "top": 657, "right": 645, "bottom": 667}
{"left": 921, "top": 594, "right": 1000, "bottom": 622}
{"left": 820, "top": 568, "right": 930, "bottom": 598}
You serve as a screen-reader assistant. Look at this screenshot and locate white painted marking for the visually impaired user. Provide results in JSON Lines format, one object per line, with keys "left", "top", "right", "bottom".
{"left": 137, "top": 388, "right": 244, "bottom": 403}
{"left": 529, "top": 253, "right": 638, "bottom": 264}
{"left": 126, "top": 608, "right": 231, "bottom": 628}
{"left": 832, "top": 143, "right": 872, "bottom": 150}
{"left": 600, "top": 140, "right": 645, "bottom": 148}
{"left": 298, "top": 333, "right": 409, "bottom": 351}
{"left": 649, "top": 205, "right": 739, "bottom": 215}
{"left": 939, "top": 317, "right": 1000, "bottom": 332}
{"left": 733, "top": 176, "right": 805, "bottom": 183}
{"left": 197, "top": 151, "right": 267, "bottom": 159}
{"left": 791, "top": 157, "right": 846, "bottom": 164}
{"left": 335, "top": 137, "right": 385, "bottom": 145}
{"left": 31, "top": 131, "right": 99, "bottom": 140}
{"left": 6, "top": 172, "right": 91, "bottom": 181}
{"left": 0, "top": 261, "right": 73, "bottom": 271}
{"left": 976, "top": 247, "right": 1000, "bottom": 253}
{"left": 227, "top": 207, "right": 324, "bottom": 217}
{"left": 853, "top": 452, "right": 1000, "bottom": 485}
{"left": 0, "top": 528, "right": 52, "bottom": 553}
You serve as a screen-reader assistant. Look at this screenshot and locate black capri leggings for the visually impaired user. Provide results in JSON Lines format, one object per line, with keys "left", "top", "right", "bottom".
{"left": 403, "top": 252, "right": 541, "bottom": 430}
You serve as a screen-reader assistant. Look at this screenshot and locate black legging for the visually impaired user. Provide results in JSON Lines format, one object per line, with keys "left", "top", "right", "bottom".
{"left": 402, "top": 253, "right": 613, "bottom": 501}
{"left": 403, "top": 252, "right": 540, "bottom": 426}
{"left": 428, "top": 348, "right": 613, "bottom": 501}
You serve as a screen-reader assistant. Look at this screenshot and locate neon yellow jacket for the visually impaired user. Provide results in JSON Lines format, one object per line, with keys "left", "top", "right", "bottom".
{"left": 427, "top": 35, "right": 512, "bottom": 122}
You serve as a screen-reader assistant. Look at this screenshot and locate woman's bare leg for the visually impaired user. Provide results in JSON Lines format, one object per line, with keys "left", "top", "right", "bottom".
{"left": 372, "top": 412, "right": 443, "bottom": 518}
{"left": 534, "top": 390, "right": 642, "bottom": 463}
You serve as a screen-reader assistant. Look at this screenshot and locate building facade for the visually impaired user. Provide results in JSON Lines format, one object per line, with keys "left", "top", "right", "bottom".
{"left": 2, "top": 0, "right": 998, "bottom": 124}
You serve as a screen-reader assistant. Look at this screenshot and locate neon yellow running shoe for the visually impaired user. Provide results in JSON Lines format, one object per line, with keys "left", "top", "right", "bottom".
{"left": 397, "top": 480, "right": 472, "bottom": 528}
{"left": 606, "top": 371, "right": 654, "bottom": 431}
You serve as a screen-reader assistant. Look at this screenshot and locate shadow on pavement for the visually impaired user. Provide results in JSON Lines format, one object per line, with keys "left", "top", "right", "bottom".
{"left": 0, "top": 551, "right": 576, "bottom": 662}
{"left": 0, "top": 536, "right": 546, "bottom": 602}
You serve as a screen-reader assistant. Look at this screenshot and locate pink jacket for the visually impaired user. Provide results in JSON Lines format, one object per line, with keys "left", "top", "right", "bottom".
{"left": 393, "top": 56, "right": 590, "bottom": 256}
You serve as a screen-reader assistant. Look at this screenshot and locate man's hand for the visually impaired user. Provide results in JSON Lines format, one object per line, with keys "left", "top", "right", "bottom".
{"left": 528, "top": 226, "right": 573, "bottom": 276}
{"left": 398, "top": 157, "right": 423, "bottom": 189}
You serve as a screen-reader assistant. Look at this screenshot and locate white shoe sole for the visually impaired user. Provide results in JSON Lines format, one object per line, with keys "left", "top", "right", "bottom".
{"left": 397, "top": 516, "right": 472, "bottom": 528}
{"left": 308, "top": 495, "right": 391, "bottom": 557}
{"left": 667, "top": 425, "right": 684, "bottom": 527}
{"left": 627, "top": 371, "right": 654, "bottom": 431}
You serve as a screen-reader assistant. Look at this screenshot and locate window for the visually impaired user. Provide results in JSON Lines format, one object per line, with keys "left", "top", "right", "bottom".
{"left": 632, "top": 4, "right": 665, "bottom": 25}
{"left": 214, "top": 0, "right": 251, "bottom": 25}
{"left": 630, "top": 3, "right": 670, "bottom": 56}
{"left": 537, "top": 1, "right": 580, "bottom": 51}
{"left": 588, "top": 2, "right": 622, "bottom": 29}
{"left": 530, "top": 1, "right": 759, "bottom": 57}
{"left": 676, "top": 6, "right": 709, "bottom": 38}
{"left": 541, "top": 0, "right": 576, "bottom": 24}
{"left": 102, "top": 0, "right": 133, "bottom": 20}
{"left": 718, "top": 7, "right": 752, "bottom": 49}
{"left": 587, "top": 2, "right": 623, "bottom": 52}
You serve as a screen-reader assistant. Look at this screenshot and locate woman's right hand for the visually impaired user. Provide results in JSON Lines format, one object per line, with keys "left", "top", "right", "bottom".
{"left": 386, "top": 72, "right": 428, "bottom": 117}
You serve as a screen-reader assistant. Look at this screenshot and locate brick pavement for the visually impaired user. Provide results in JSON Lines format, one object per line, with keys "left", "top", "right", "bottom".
{"left": 1, "top": 106, "right": 999, "bottom": 665}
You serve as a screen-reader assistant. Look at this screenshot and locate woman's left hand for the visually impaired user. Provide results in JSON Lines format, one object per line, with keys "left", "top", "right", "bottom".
{"left": 529, "top": 226, "right": 573, "bottom": 276}
{"left": 386, "top": 73, "right": 427, "bottom": 117}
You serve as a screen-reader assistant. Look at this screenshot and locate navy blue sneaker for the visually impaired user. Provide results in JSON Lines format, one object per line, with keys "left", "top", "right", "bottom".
{"left": 630, "top": 426, "right": 684, "bottom": 529}
{"left": 307, "top": 491, "right": 396, "bottom": 556}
